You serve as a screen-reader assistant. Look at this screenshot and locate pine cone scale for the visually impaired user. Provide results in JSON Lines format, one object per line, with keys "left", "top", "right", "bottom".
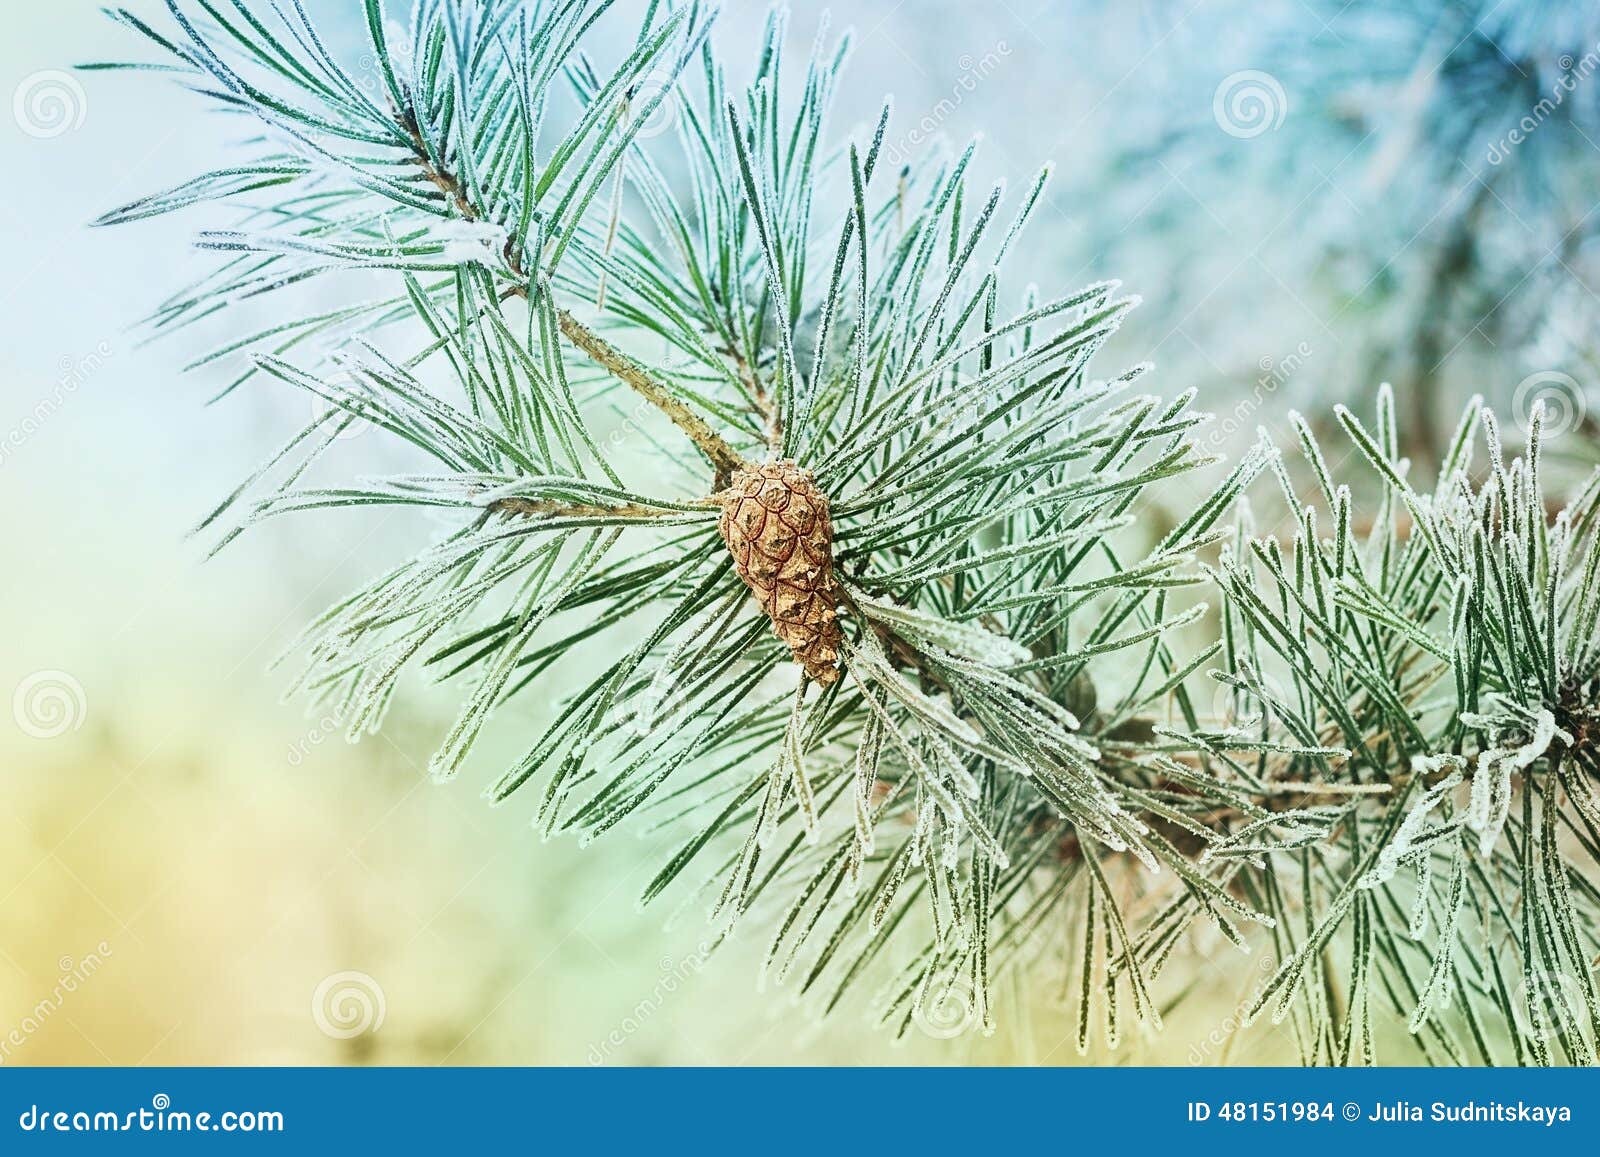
{"left": 718, "top": 461, "right": 842, "bottom": 684}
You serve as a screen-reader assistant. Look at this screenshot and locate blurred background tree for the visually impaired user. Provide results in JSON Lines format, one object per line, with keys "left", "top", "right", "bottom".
{"left": 1065, "top": 0, "right": 1600, "bottom": 475}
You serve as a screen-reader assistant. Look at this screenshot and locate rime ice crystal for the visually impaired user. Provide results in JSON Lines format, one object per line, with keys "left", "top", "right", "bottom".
{"left": 717, "top": 460, "right": 842, "bottom": 684}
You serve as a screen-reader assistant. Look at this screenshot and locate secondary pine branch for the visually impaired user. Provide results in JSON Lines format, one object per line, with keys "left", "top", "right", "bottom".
{"left": 722, "top": 342, "right": 781, "bottom": 450}
{"left": 401, "top": 101, "right": 746, "bottom": 485}
{"left": 555, "top": 308, "right": 746, "bottom": 485}
{"left": 486, "top": 496, "right": 703, "bottom": 521}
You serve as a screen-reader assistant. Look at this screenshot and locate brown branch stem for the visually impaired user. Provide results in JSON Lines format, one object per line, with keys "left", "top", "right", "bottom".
{"left": 722, "top": 344, "right": 780, "bottom": 450}
{"left": 486, "top": 497, "right": 699, "bottom": 521}
{"left": 555, "top": 308, "right": 746, "bottom": 486}
{"left": 398, "top": 103, "right": 747, "bottom": 487}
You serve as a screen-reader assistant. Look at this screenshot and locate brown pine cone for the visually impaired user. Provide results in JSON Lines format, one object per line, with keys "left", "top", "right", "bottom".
{"left": 718, "top": 460, "right": 843, "bottom": 684}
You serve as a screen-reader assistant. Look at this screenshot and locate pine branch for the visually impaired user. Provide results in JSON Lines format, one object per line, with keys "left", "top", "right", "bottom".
{"left": 488, "top": 495, "right": 706, "bottom": 521}
{"left": 399, "top": 91, "right": 748, "bottom": 483}
{"left": 1191, "top": 388, "right": 1600, "bottom": 1063}
{"left": 553, "top": 307, "right": 746, "bottom": 484}
{"left": 92, "top": 0, "right": 1600, "bottom": 1061}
